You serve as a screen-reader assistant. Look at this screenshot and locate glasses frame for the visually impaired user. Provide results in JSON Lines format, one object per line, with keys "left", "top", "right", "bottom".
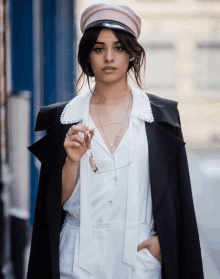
{"left": 85, "top": 125, "right": 132, "bottom": 174}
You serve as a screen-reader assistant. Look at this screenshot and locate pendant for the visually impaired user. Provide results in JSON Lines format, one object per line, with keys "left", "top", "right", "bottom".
{"left": 88, "top": 147, "right": 99, "bottom": 173}
{"left": 89, "top": 154, "right": 99, "bottom": 173}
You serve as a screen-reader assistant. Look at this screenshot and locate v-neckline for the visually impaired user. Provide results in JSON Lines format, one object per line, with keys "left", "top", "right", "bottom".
{"left": 88, "top": 114, "right": 130, "bottom": 156}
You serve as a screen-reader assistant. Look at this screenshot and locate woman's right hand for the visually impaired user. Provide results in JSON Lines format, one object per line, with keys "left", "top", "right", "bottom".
{"left": 63, "top": 124, "right": 95, "bottom": 164}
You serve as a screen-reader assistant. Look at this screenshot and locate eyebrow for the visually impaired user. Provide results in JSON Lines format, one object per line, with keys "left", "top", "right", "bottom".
{"left": 94, "top": 41, "right": 121, "bottom": 45}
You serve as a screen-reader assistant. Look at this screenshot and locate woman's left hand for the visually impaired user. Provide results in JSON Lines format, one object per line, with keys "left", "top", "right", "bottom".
{"left": 137, "top": 236, "right": 162, "bottom": 262}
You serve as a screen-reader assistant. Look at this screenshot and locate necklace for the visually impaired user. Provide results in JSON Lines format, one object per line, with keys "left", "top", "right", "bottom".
{"left": 93, "top": 91, "right": 129, "bottom": 101}
{"left": 94, "top": 90, "right": 132, "bottom": 153}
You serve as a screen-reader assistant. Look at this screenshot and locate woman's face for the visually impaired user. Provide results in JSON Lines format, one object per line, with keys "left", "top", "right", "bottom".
{"left": 89, "top": 28, "right": 130, "bottom": 84}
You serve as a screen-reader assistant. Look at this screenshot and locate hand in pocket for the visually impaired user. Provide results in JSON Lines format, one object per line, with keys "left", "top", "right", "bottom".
{"left": 137, "top": 236, "right": 162, "bottom": 263}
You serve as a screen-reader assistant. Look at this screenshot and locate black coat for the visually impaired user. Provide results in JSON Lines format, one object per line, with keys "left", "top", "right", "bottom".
{"left": 27, "top": 92, "right": 204, "bottom": 279}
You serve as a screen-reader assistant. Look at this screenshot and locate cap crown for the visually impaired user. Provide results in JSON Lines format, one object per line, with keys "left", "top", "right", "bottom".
{"left": 80, "top": 3, "right": 141, "bottom": 38}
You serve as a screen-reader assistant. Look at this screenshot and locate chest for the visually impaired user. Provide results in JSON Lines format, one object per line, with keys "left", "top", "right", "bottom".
{"left": 89, "top": 101, "right": 132, "bottom": 154}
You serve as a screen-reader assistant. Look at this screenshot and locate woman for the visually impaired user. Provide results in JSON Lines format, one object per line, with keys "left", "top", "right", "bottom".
{"left": 27, "top": 3, "right": 204, "bottom": 279}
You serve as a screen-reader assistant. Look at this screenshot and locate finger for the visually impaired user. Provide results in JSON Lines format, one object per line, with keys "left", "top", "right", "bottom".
{"left": 70, "top": 124, "right": 90, "bottom": 136}
{"left": 141, "top": 239, "right": 150, "bottom": 249}
{"left": 76, "top": 124, "right": 92, "bottom": 132}
{"left": 69, "top": 134, "right": 84, "bottom": 145}
{"left": 89, "top": 129, "right": 95, "bottom": 139}
{"left": 65, "top": 133, "right": 73, "bottom": 141}
{"left": 76, "top": 124, "right": 89, "bottom": 129}
{"left": 86, "top": 129, "right": 95, "bottom": 147}
{"left": 137, "top": 242, "right": 144, "bottom": 251}
{"left": 65, "top": 141, "right": 81, "bottom": 148}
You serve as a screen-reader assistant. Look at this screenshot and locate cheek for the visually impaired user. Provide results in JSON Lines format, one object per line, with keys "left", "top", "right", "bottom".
{"left": 90, "top": 57, "right": 102, "bottom": 72}
{"left": 118, "top": 52, "right": 130, "bottom": 63}
{"left": 118, "top": 56, "right": 130, "bottom": 71}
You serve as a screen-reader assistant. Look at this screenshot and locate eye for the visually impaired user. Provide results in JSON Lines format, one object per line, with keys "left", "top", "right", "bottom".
{"left": 93, "top": 47, "right": 104, "bottom": 53}
{"left": 115, "top": 46, "right": 124, "bottom": 51}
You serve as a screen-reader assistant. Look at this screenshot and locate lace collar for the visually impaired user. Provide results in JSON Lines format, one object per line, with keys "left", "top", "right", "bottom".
{"left": 60, "top": 84, "right": 154, "bottom": 125}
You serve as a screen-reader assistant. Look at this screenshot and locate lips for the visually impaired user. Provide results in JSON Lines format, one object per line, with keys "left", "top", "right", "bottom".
{"left": 102, "top": 67, "right": 117, "bottom": 73}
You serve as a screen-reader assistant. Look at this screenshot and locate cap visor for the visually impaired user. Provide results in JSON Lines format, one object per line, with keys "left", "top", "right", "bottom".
{"left": 85, "top": 20, "right": 135, "bottom": 37}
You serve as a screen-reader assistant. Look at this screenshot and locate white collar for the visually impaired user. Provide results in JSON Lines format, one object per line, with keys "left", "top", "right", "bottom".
{"left": 60, "top": 84, "right": 154, "bottom": 125}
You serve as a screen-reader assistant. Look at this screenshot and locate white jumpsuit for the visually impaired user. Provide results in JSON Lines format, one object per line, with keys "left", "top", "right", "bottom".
{"left": 59, "top": 85, "right": 162, "bottom": 279}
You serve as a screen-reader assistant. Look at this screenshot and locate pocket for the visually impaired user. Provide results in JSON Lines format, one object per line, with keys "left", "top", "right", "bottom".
{"left": 143, "top": 247, "right": 162, "bottom": 267}
{"left": 136, "top": 247, "right": 162, "bottom": 277}
{"left": 137, "top": 230, "right": 162, "bottom": 271}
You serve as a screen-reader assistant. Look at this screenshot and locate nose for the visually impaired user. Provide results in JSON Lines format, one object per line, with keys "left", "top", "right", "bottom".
{"left": 105, "top": 48, "right": 114, "bottom": 62}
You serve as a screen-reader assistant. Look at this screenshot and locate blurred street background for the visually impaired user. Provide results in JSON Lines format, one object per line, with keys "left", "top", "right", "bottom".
{"left": 0, "top": 0, "right": 220, "bottom": 278}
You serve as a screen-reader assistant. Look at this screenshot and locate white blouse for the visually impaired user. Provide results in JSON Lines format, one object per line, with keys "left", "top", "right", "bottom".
{"left": 59, "top": 85, "right": 162, "bottom": 278}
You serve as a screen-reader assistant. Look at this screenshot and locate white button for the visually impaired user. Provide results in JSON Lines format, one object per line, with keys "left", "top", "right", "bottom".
{"left": 113, "top": 177, "right": 117, "bottom": 181}
{"left": 105, "top": 223, "right": 109, "bottom": 227}
{"left": 109, "top": 200, "right": 112, "bottom": 204}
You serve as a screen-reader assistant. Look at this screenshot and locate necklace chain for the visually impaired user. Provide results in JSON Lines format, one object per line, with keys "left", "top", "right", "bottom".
{"left": 93, "top": 91, "right": 129, "bottom": 101}
{"left": 93, "top": 90, "right": 132, "bottom": 153}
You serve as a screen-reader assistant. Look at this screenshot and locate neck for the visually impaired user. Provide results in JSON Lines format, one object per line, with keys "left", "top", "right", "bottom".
{"left": 93, "top": 79, "right": 131, "bottom": 105}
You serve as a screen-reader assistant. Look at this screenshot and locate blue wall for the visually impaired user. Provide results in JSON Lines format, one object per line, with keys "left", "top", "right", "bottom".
{"left": 43, "top": 0, "right": 57, "bottom": 106}
{"left": 10, "top": 0, "right": 76, "bottom": 226}
{"left": 10, "top": 0, "right": 33, "bottom": 93}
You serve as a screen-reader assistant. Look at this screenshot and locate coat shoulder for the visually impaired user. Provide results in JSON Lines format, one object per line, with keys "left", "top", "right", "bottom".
{"left": 34, "top": 100, "right": 70, "bottom": 131}
{"left": 145, "top": 92, "right": 178, "bottom": 108}
{"left": 144, "top": 92, "right": 181, "bottom": 128}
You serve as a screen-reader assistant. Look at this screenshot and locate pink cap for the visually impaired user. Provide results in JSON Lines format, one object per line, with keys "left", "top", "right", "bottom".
{"left": 80, "top": 3, "right": 141, "bottom": 38}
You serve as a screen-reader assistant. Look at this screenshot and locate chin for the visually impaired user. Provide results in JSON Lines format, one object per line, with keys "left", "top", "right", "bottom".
{"left": 98, "top": 74, "right": 126, "bottom": 85}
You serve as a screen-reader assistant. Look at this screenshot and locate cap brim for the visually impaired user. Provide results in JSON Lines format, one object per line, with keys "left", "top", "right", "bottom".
{"left": 84, "top": 20, "right": 136, "bottom": 37}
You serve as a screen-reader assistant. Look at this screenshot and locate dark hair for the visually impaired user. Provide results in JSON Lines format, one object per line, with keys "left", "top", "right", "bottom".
{"left": 76, "top": 27, "right": 146, "bottom": 93}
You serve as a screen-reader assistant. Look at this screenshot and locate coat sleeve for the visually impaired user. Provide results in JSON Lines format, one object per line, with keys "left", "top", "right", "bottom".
{"left": 175, "top": 107, "right": 204, "bottom": 279}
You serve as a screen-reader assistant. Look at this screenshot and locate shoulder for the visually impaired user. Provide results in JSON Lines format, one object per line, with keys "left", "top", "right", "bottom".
{"left": 34, "top": 100, "right": 70, "bottom": 131}
{"left": 142, "top": 91, "right": 180, "bottom": 128}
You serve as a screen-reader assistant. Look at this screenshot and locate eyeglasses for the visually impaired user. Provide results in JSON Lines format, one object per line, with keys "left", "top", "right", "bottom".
{"left": 89, "top": 149, "right": 132, "bottom": 174}
{"left": 85, "top": 124, "right": 132, "bottom": 174}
